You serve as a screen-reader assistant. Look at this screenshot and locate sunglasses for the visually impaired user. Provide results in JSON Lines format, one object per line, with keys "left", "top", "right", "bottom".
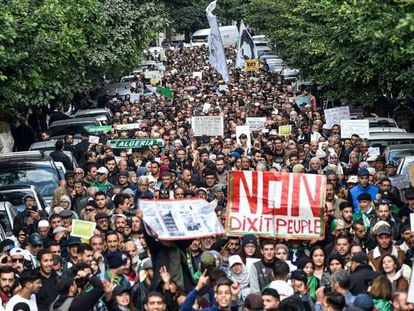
{"left": 12, "top": 258, "right": 24, "bottom": 263}
{"left": 85, "top": 208, "right": 95, "bottom": 212}
{"left": 1, "top": 257, "right": 11, "bottom": 264}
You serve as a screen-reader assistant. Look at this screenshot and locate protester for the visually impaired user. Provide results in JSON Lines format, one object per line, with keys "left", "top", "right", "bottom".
{"left": 2, "top": 30, "right": 414, "bottom": 311}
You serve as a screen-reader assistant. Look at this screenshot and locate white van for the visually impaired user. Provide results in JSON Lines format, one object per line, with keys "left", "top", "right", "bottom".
{"left": 191, "top": 25, "right": 238, "bottom": 48}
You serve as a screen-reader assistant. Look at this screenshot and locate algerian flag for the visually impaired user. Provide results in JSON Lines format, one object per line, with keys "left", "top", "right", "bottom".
{"left": 156, "top": 87, "right": 173, "bottom": 99}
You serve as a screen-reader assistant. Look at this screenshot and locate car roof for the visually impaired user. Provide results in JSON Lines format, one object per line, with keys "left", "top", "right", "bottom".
{"left": 368, "top": 132, "right": 414, "bottom": 139}
{"left": 75, "top": 109, "right": 109, "bottom": 115}
{"left": 0, "top": 151, "right": 49, "bottom": 162}
{"left": 49, "top": 117, "right": 99, "bottom": 127}
{"left": 0, "top": 185, "right": 35, "bottom": 191}
{"left": 385, "top": 144, "right": 414, "bottom": 151}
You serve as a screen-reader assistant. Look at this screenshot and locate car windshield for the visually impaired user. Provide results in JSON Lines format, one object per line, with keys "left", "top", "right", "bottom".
{"left": 389, "top": 150, "right": 414, "bottom": 162}
{"left": 0, "top": 210, "right": 13, "bottom": 236}
{"left": 192, "top": 36, "right": 208, "bottom": 43}
{"left": 50, "top": 123, "right": 95, "bottom": 136}
{"left": 402, "top": 161, "right": 414, "bottom": 176}
{"left": 0, "top": 189, "right": 33, "bottom": 212}
{"left": 0, "top": 166, "right": 59, "bottom": 199}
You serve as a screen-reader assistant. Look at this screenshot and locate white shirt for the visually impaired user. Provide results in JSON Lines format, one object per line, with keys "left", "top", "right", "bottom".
{"left": 268, "top": 280, "right": 294, "bottom": 301}
{"left": 5, "top": 294, "right": 37, "bottom": 311}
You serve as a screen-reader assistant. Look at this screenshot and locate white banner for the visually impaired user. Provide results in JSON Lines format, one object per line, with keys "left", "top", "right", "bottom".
{"left": 341, "top": 120, "right": 369, "bottom": 139}
{"left": 192, "top": 116, "right": 224, "bottom": 136}
{"left": 236, "top": 22, "right": 257, "bottom": 69}
{"left": 206, "top": 1, "right": 229, "bottom": 83}
{"left": 116, "top": 123, "right": 141, "bottom": 131}
{"left": 324, "top": 106, "right": 350, "bottom": 128}
{"left": 140, "top": 199, "right": 224, "bottom": 240}
{"left": 246, "top": 117, "right": 266, "bottom": 132}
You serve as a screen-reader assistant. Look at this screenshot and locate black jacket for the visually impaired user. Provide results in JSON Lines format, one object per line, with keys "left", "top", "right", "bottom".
{"left": 349, "top": 264, "right": 381, "bottom": 296}
{"left": 50, "top": 276, "right": 104, "bottom": 311}
{"left": 37, "top": 270, "right": 59, "bottom": 311}
{"left": 50, "top": 150, "right": 74, "bottom": 171}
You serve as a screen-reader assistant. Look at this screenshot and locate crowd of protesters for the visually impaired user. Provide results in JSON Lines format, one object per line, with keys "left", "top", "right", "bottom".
{"left": 1, "top": 45, "right": 414, "bottom": 311}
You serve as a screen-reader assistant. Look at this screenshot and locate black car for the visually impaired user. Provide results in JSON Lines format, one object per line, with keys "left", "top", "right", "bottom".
{"left": 0, "top": 151, "right": 61, "bottom": 206}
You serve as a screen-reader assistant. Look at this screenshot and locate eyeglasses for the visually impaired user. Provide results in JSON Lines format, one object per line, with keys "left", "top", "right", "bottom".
{"left": 85, "top": 208, "right": 95, "bottom": 212}
{"left": 12, "top": 258, "right": 24, "bottom": 263}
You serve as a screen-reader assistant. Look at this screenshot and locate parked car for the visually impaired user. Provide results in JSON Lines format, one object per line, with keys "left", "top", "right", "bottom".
{"left": 367, "top": 117, "right": 406, "bottom": 133}
{"left": 0, "top": 185, "right": 50, "bottom": 214}
{"left": 73, "top": 108, "right": 113, "bottom": 125}
{"left": 384, "top": 144, "right": 414, "bottom": 163}
{"left": 397, "top": 155, "right": 414, "bottom": 177}
{"left": 252, "top": 35, "right": 269, "bottom": 47}
{"left": 49, "top": 117, "right": 102, "bottom": 137}
{"left": 256, "top": 46, "right": 272, "bottom": 57}
{"left": 368, "top": 132, "right": 414, "bottom": 152}
{"left": 0, "top": 151, "right": 61, "bottom": 206}
{"left": 29, "top": 140, "right": 79, "bottom": 169}
{"left": 0, "top": 201, "right": 18, "bottom": 237}
{"left": 259, "top": 54, "right": 280, "bottom": 62}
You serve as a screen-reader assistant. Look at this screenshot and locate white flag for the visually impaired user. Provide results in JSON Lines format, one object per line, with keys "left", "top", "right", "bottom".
{"left": 235, "top": 22, "right": 257, "bottom": 68}
{"left": 206, "top": 1, "right": 229, "bottom": 83}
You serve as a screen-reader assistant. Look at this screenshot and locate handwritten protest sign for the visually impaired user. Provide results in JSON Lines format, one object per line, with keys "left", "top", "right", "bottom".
{"left": 140, "top": 199, "right": 224, "bottom": 240}
{"left": 246, "top": 117, "right": 266, "bottom": 132}
{"left": 341, "top": 120, "right": 369, "bottom": 139}
{"left": 192, "top": 116, "right": 224, "bottom": 136}
{"left": 278, "top": 125, "right": 292, "bottom": 136}
{"left": 226, "top": 171, "right": 326, "bottom": 240}
{"left": 193, "top": 71, "right": 202, "bottom": 79}
{"left": 71, "top": 220, "right": 96, "bottom": 239}
{"left": 236, "top": 125, "right": 252, "bottom": 147}
{"left": 88, "top": 135, "right": 100, "bottom": 144}
{"left": 324, "top": 107, "right": 350, "bottom": 128}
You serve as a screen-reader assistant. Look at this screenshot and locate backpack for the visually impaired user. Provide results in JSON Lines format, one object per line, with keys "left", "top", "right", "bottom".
{"left": 49, "top": 297, "right": 75, "bottom": 311}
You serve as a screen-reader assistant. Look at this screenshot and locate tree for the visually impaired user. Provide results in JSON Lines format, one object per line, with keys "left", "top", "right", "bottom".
{"left": 163, "top": 0, "right": 210, "bottom": 41}
{"left": 0, "top": 0, "right": 166, "bottom": 119}
{"left": 244, "top": 0, "right": 414, "bottom": 106}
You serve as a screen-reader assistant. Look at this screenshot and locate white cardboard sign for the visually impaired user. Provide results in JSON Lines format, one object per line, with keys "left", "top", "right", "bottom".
{"left": 324, "top": 106, "right": 350, "bottom": 128}
{"left": 341, "top": 120, "right": 369, "bottom": 139}
{"left": 191, "top": 116, "right": 224, "bottom": 137}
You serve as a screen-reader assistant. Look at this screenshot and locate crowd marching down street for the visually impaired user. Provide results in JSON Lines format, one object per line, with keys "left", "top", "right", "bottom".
{"left": 1, "top": 3, "right": 414, "bottom": 311}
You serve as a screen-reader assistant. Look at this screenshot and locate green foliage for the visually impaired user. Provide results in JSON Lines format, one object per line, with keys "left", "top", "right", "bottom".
{"left": 163, "top": 0, "right": 210, "bottom": 37}
{"left": 0, "top": 0, "right": 166, "bottom": 118}
{"left": 244, "top": 0, "right": 414, "bottom": 105}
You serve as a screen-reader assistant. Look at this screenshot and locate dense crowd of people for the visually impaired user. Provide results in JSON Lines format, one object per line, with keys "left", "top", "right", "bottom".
{"left": 1, "top": 45, "right": 414, "bottom": 311}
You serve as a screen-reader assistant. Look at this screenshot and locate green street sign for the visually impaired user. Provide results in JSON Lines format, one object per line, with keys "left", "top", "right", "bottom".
{"left": 108, "top": 139, "right": 164, "bottom": 149}
{"left": 88, "top": 125, "right": 113, "bottom": 133}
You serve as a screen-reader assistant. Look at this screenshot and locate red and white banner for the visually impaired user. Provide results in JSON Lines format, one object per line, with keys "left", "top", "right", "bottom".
{"left": 226, "top": 171, "right": 326, "bottom": 240}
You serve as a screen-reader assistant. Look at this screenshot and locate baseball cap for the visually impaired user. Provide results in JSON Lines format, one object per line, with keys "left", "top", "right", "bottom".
{"left": 351, "top": 252, "right": 368, "bottom": 265}
{"left": 358, "top": 168, "right": 369, "bottom": 176}
{"left": 291, "top": 269, "right": 308, "bottom": 284}
{"left": 112, "top": 285, "right": 130, "bottom": 297}
{"left": 347, "top": 175, "right": 358, "bottom": 184}
{"left": 97, "top": 167, "right": 109, "bottom": 175}
{"left": 229, "top": 152, "right": 240, "bottom": 159}
{"left": 406, "top": 188, "right": 414, "bottom": 200}
{"left": 376, "top": 225, "right": 392, "bottom": 236}
{"left": 28, "top": 233, "right": 43, "bottom": 246}
{"left": 52, "top": 226, "right": 66, "bottom": 234}
{"left": 386, "top": 161, "right": 398, "bottom": 167}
